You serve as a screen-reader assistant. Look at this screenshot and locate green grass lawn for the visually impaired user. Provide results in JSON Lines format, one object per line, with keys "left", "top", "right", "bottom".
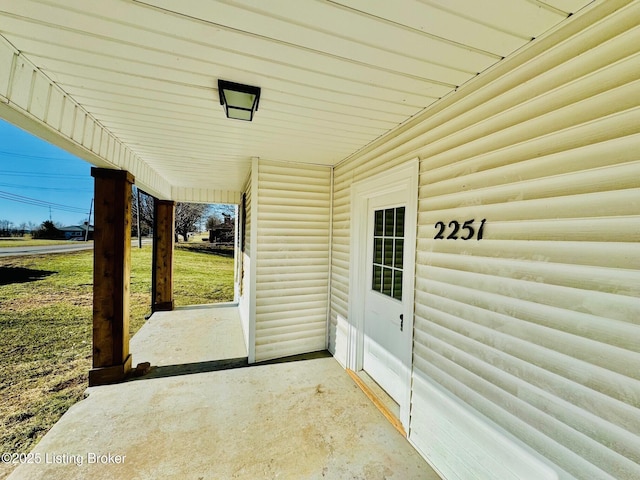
{"left": 0, "top": 237, "right": 75, "bottom": 247}
{"left": 0, "top": 245, "right": 233, "bottom": 472}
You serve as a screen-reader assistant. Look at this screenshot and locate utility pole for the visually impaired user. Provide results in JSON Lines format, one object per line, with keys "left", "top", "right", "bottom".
{"left": 85, "top": 198, "right": 93, "bottom": 242}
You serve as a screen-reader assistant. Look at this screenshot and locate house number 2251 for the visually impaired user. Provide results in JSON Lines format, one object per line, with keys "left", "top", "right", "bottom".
{"left": 434, "top": 219, "right": 486, "bottom": 240}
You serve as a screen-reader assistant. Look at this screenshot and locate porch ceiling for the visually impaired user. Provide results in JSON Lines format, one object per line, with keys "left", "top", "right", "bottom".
{"left": 0, "top": 0, "right": 593, "bottom": 198}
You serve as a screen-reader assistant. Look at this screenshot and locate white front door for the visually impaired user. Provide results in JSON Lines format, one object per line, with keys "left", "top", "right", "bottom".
{"left": 363, "top": 190, "right": 410, "bottom": 403}
{"left": 348, "top": 159, "right": 418, "bottom": 432}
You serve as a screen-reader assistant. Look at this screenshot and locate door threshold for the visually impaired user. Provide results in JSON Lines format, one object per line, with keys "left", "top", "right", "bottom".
{"left": 347, "top": 369, "right": 405, "bottom": 437}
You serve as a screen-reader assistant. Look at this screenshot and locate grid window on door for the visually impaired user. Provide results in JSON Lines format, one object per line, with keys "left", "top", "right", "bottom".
{"left": 372, "top": 206, "right": 404, "bottom": 301}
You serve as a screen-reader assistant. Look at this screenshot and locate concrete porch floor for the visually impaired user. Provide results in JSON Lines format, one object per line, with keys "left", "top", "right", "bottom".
{"left": 8, "top": 305, "right": 441, "bottom": 480}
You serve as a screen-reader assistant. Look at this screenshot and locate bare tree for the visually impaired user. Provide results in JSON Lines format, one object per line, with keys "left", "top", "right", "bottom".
{"left": 0, "top": 219, "right": 11, "bottom": 236}
{"left": 131, "top": 190, "right": 210, "bottom": 241}
{"left": 175, "top": 203, "right": 209, "bottom": 241}
{"left": 131, "top": 188, "right": 154, "bottom": 237}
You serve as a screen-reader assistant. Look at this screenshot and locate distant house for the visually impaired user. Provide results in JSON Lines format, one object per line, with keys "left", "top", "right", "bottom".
{"left": 59, "top": 224, "right": 94, "bottom": 241}
{"left": 209, "top": 214, "right": 234, "bottom": 244}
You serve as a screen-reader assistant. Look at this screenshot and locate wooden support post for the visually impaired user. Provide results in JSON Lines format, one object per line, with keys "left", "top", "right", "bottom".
{"left": 152, "top": 200, "right": 175, "bottom": 312}
{"left": 89, "top": 168, "right": 134, "bottom": 386}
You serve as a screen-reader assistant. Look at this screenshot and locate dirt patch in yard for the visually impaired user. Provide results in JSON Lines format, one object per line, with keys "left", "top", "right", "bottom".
{"left": 1, "top": 292, "right": 93, "bottom": 313}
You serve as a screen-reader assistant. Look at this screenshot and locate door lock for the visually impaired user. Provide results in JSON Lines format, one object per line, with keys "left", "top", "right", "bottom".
{"left": 400, "top": 314, "right": 404, "bottom": 331}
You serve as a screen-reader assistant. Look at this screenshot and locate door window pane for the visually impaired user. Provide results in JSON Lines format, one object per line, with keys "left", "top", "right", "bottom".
{"left": 385, "top": 208, "right": 394, "bottom": 236}
{"left": 383, "top": 238, "right": 393, "bottom": 267}
{"left": 394, "top": 239, "right": 404, "bottom": 269}
{"left": 395, "top": 207, "right": 405, "bottom": 237}
{"left": 373, "top": 238, "right": 382, "bottom": 264}
{"left": 372, "top": 265, "right": 382, "bottom": 291}
{"left": 371, "top": 205, "right": 405, "bottom": 301}
{"left": 382, "top": 268, "right": 392, "bottom": 296}
{"left": 393, "top": 270, "right": 403, "bottom": 300}
{"left": 374, "top": 210, "right": 384, "bottom": 236}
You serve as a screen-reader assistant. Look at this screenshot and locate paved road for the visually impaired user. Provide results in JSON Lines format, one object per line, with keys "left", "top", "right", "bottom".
{"left": 0, "top": 239, "right": 152, "bottom": 257}
{"left": 0, "top": 243, "right": 94, "bottom": 257}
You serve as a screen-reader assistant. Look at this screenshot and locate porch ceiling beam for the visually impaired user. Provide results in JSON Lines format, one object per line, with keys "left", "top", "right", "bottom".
{"left": 171, "top": 186, "right": 242, "bottom": 205}
{"left": 0, "top": 34, "right": 172, "bottom": 200}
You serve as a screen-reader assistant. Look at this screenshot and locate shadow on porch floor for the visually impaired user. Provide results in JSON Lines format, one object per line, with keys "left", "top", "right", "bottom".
{"left": 8, "top": 304, "right": 440, "bottom": 480}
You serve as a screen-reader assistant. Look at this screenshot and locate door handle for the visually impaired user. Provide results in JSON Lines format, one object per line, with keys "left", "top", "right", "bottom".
{"left": 400, "top": 314, "right": 403, "bottom": 332}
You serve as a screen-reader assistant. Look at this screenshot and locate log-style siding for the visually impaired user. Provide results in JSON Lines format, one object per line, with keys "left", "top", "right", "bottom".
{"left": 254, "top": 160, "right": 331, "bottom": 362}
{"left": 330, "top": 1, "right": 640, "bottom": 478}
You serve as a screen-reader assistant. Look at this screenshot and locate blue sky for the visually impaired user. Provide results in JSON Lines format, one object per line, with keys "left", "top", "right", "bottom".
{"left": 0, "top": 119, "right": 94, "bottom": 228}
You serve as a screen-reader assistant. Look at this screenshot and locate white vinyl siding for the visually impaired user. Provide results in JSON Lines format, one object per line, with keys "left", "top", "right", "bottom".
{"left": 254, "top": 160, "right": 331, "bottom": 362}
{"left": 328, "top": 170, "right": 350, "bottom": 364}
{"left": 238, "top": 175, "right": 253, "bottom": 353}
{"left": 244, "top": 179, "right": 252, "bottom": 259}
{"left": 330, "top": 1, "right": 640, "bottom": 478}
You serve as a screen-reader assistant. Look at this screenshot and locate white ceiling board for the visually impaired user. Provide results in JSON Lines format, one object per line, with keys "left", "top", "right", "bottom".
{"left": 140, "top": 0, "right": 500, "bottom": 72}
{"left": 47, "top": 69, "right": 426, "bottom": 118}
{"left": 62, "top": 82, "right": 413, "bottom": 126}
{"left": 328, "top": 0, "right": 529, "bottom": 56}
{"left": 91, "top": 107, "right": 378, "bottom": 145}
{"left": 15, "top": 33, "right": 447, "bottom": 107}
{"left": 0, "top": 0, "right": 592, "bottom": 197}
{"left": 95, "top": 114, "right": 374, "bottom": 149}
{"left": 1, "top": 1, "right": 456, "bottom": 100}
{"left": 101, "top": 121, "right": 367, "bottom": 152}
{"left": 66, "top": 90, "right": 400, "bottom": 132}
{"left": 541, "top": 0, "right": 596, "bottom": 13}
{"left": 418, "top": 0, "right": 567, "bottom": 36}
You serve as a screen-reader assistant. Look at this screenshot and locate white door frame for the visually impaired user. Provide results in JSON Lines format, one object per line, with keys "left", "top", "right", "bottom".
{"left": 347, "top": 159, "right": 418, "bottom": 432}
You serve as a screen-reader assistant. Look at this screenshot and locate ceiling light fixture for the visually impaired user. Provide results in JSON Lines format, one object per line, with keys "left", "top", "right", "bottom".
{"left": 218, "top": 80, "right": 261, "bottom": 121}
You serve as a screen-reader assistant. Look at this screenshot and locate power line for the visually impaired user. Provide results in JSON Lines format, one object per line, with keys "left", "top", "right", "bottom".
{"left": 0, "top": 190, "right": 88, "bottom": 214}
{"left": 0, "top": 181, "right": 92, "bottom": 192}
{"left": 0, "top": 190, "right": 87, "bottom": 210}
{"left": 0, "top": 170, "right": 87, "bottom": 179}
{"left": 0, "top": 150, "right": 78, "bottom": 162}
